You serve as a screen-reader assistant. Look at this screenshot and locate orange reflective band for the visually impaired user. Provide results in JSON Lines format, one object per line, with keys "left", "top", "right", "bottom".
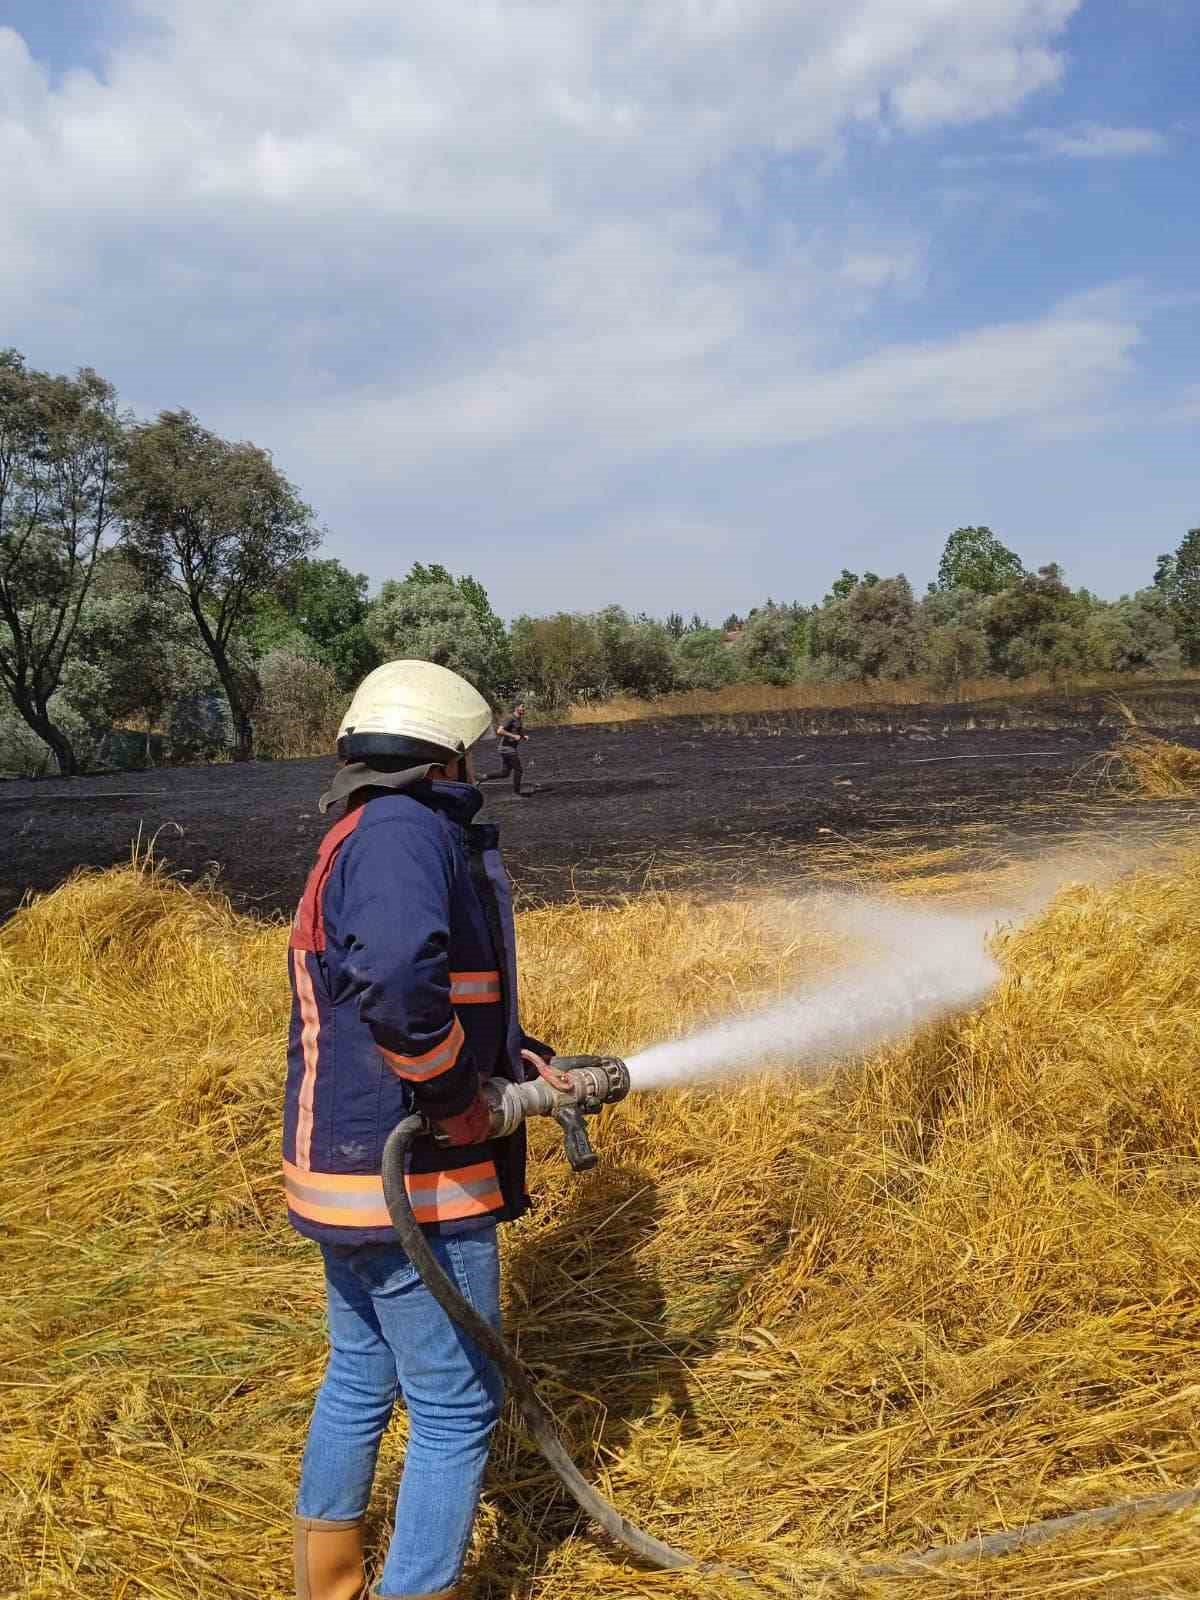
{"left": 450, "top": 970, "right": 501, "bottom": 1005}
{"left": 283, "top": 1161, "right": 393, "bottom": 1229}
{"left": 292, "top": 950, "right": 321, "bottom": 1172}
{"left": 379, "top": 1017, "right": 465, "bottom": 1082}
{"left": 282, "top": 1158, "right": 503, "bottom": 1230}
{"left": 406, "top": 1160, "right": 503, "bottom": 1225}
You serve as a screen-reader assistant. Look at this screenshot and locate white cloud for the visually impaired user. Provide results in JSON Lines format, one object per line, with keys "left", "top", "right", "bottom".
{"left": 5, "top": 0, "right": 1159, "bottom": 616}
{"left": 1, "top": 2, "right": 1084, "bottom": 227}
{"left": 1025, "top": 122, "right": 1168, "bottom": 158}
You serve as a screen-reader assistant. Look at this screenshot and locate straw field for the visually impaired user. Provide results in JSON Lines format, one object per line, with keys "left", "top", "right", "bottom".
{"left": 3, "top": 845, "right": 1200, "bottom": 1598}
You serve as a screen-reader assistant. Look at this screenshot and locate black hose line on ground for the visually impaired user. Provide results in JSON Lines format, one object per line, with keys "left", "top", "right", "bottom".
{"left": 381, "top": 1116, "right": 1199, "bottom": 1590}
{"left": 381, "top": 1116, "right": 694, "bottom": 1572}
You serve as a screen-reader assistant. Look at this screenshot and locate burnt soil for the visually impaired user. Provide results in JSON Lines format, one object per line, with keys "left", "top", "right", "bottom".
{"left": 5, "top": 689, "right": 1200, "bottom": 920}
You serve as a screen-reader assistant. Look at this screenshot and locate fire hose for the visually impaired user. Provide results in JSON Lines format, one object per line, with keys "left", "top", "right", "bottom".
{"left": 380, "top": 1056, "right": 1199, "bottom": 1591}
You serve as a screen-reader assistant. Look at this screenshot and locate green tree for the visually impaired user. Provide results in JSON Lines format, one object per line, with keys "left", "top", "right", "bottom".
{"left": 808, "top": 576, "right": 918, "bottom": 681}
{"left": 847, "top": 575, "right": 917, "bottom": 678}
{"left": 805, "top": 596, "right": 857, "bottom": 680}
{"left": 0, "top": 351, "right": 123, "bottom": 774}
{"left": 248, "top": 556, "right": 377, "bottom": 689}
{"left": 455, "top": 573, "right": 512, "bottom": 694}
{"left": 936, "top": 526, "right": 1025, "bottom": 595}
{"left": 63, "top": 573, "right": 215, "bottom": 760}
{"left": 916, "top": 586, "right": 988, "bottom": 692}
{"left": 721, "top": 613, "right": 743, "bottom": 632}
{"left": 673, "top": 627, "right": 739, "bottom": 690}
{"left": 280, "top": 556, "right": 368, "bottom": 643}
{"left": 119, "top": 410, "right": 317, "bottom": 760}
{"left": 984, "top": 564, "right": 1088, "bottom": 680}
{"left": 736, "top": 606, "right": 798, "bottom": 685}
{"left": 404, "top": 562, "right": 447, "bottom": 584}
{"left": 593, "top": 606, "right": 677, "bottom": 697}
{"left": 393, "top": 563, "right": 513, "bottom": 696}
{"left": 826, "top": 569, "right": 860, "bottom": 603}
{"left": 508, "top": 613, "right": 606, "bottom": 708}
{"left": 1104, "top": 588, "right": 1182, "bottom": 672}
{"left": 367, "top": 576, "right": 507, "bottom": 700}
{"left": 665, "top": 611, "right": 685, "bottom": 640}
{"left": 1153, "top": 551, "right": 1176, "bottom": 594}
{"left": 1154, "top": 529, "right": 1200, "bottom": 666}
{"left": 920, "top": 624, "right": 988, "bottom": 691}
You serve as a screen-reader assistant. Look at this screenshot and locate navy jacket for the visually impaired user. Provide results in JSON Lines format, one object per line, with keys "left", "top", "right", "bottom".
{"left": 283, "top": 780, "right": 539, "bottom": 1245}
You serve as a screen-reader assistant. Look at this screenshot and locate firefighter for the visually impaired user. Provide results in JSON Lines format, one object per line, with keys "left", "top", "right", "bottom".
{"left": 480, "top": 701, "right": 528, "bottom": 796}
{"left": 286, "top": 660, "right": 553, "bottom": 1600}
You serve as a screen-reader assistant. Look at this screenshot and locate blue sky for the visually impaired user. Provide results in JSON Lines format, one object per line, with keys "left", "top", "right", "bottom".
{"left": 1, "top": 1, "right": 1196, "bottom": 620}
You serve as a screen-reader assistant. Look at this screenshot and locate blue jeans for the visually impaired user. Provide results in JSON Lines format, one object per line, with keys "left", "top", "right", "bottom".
{"left": 296, "top": 1228, "right": 503, "bottom": 1597}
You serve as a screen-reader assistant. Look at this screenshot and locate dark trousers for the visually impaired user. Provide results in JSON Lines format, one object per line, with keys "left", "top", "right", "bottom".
{"left": 491, "top": 747, "right": 522, "bottom": 793}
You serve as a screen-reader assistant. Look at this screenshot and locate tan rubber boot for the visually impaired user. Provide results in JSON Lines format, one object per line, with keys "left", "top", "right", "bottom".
{"left": 293, "top": 1516, "right": 366, "bottom": 1600}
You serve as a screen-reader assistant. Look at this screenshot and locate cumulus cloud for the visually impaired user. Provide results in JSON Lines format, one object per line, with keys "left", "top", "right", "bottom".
{"left": 1, "top": 3, "right": 1084, "bottom": 231}
{"left": 4, "top": 0, "right": 1149, "bottom": 615}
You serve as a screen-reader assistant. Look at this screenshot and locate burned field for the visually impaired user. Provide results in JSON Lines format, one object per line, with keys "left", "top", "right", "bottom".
{"left": 5, "top": 697, "right": 1200, "bottom": 918}
{"left": 9, "top": 682, "right": 1200, "bottom": 917}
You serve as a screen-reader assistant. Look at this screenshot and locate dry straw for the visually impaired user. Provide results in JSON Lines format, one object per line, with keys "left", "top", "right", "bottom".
{"left": 1116, "top": 730, "right": 1200, "bottom": 797}
{"left": 1080, "top": 707, "right": 1200, "bottom": 801}
{"left": 2, "top": 845, "right": 1199, "bottom": 1598}
{"left": 558, "top": 671, "right": 1200, "bottom": 726}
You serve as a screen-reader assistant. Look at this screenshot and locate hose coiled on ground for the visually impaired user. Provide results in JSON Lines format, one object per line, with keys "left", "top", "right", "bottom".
{"left": 381, "top": 1115, "right": 1198, "bottom": 1590}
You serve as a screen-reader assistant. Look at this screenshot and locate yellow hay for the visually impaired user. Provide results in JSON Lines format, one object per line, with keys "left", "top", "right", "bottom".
{"left": 1115, "top": 730, "right": 1200, "bottom": 797}
{"left": 2, "top": 851, "right": 1200, "bottom": 1598}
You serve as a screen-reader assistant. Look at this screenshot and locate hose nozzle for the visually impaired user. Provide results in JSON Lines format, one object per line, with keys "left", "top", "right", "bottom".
{"left": 484, "top": 1055, "right": 630, "bottom": 1170}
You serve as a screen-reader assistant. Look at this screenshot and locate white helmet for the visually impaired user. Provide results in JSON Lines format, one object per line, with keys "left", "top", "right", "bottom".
{"left": 337, "top": 660, "right": 493, "bottom": 762}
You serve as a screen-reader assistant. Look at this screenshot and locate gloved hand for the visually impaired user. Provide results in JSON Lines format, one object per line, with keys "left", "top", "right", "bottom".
{"left": 521, "top": 1042, "right": 572, "bottom": 1091}
{"left": 432, "top": 1093, "right": 493, "bottom": 1147}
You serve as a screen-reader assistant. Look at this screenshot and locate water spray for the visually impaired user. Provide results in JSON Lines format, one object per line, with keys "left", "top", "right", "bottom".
{"left": 381, "top": 912, "right": 1198, "bottom": 1589}
{"left": 626, "top": 898, "right": 1001, "bottom": 1094}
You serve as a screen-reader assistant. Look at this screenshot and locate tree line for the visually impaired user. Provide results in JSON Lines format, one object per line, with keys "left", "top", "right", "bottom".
{"left": 2, "top": 351, "right": 1197, "bottom": 775}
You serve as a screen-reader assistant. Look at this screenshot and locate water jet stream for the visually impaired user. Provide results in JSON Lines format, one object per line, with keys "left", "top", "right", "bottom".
{"left": 625, "top": 897, "right": 1002, "bottom": 1092}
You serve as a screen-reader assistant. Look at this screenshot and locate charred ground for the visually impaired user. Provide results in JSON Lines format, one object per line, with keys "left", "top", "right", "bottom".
{"left": 6, "top": 686, "right": 1200, "bottom": 919}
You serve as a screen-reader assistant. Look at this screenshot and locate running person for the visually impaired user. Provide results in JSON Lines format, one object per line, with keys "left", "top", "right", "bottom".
{"left": 483, "top": 702, "right": 528, "bottom": 796}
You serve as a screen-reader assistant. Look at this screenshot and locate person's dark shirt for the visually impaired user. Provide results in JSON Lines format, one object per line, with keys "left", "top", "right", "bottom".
{"left": 498, "top": 714, "right": 524, "bottom": 747}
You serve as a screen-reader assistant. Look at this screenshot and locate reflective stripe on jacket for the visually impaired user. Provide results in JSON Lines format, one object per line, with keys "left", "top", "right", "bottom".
{"left": 282, "top": 779, "right": 533, "bottom": 1245}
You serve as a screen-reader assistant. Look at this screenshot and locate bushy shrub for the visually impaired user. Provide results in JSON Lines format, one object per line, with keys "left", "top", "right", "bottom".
{"left": 254, "top": 650, "right": 346, "bottom": 760}
{"left": 915, "top": 586, "right": 989, "bottom": 690}
{"left": 736, "top": 607, "right": 800, "bottom": 685}
{"left": 919, "top": 624, "right": 989, "bottom": 691}
{"left": 510, "top": 613, "right": 607, "bottom": 709}
{"left": 595, "top": 608, "right": 677, "bottom": 697}
{"left": 673, "top": 628, "right": 739, "bottom": 691}
{"left": 984, "top": 564, "right": 1089, "bottom": 678}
